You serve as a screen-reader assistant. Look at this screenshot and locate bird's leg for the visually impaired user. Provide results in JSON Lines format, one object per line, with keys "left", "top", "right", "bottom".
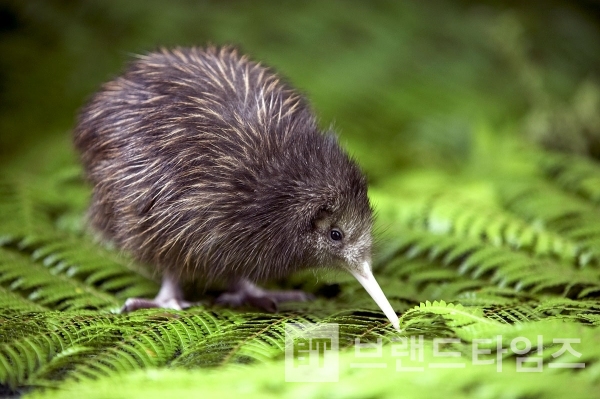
{"left": 215, "top": 279, "right": 314, "bottom": 312}
{"left": 121, "top": 272, "right": 191, "bottom": 312}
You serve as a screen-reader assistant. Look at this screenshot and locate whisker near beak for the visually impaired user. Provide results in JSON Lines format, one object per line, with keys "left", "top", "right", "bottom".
{"left": 350, "top": 261, "right": 400, "bottom": 331}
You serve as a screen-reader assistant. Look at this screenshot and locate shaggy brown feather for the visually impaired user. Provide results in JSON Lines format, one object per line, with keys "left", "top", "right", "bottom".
{"left": 74, "top": 46, "right": 373, "bottom": 286}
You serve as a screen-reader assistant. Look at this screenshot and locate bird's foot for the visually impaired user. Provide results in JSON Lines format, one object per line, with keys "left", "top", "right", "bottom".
{"left": 120, "top": 272, "right": 192, "bottom": 312}
{"left": 121, "top": 297, "right": 192, "bottom": 312}
{"left": 215, "top": 280, "right": 314, "bottom": 312}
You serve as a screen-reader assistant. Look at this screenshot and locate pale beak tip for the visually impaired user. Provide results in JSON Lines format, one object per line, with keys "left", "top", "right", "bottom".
{"left": 351, "top": 262, "right": 401, "bottom": 333}
{"left": 390, "top": 317, "right": 400, "bottom": 332}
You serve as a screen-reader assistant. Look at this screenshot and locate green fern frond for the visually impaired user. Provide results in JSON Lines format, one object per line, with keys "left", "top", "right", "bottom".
{"left": 399, "top": 300, "right": 500, "bottom": 340}
{"left": 0, "top": 233, "right": 158, "bottom": 309}
{"left": 70, "top": 309, "right": 233, "bottom": 380}
{"left": 500, "top": 181, "right": 600, "bottom": 260}
{"left": 382, "top": 192, "right": 588, "bottom": 267}
{"left": 25, "top": 323, "right": 600, "bottom": 399}
{"left": 540, "top": 151, "right": 600, "bottom": 204}
{"left": 0, "top": 311, "right": 84, "bottom": 388}
{"left": 386, "top": 229, "right": 600, "bottom": 298}
{"left": 0, "top": 179, "right": 54, "bottom": 239}
{"left": 0, "top": 248, "right": 119, "bottom": 311}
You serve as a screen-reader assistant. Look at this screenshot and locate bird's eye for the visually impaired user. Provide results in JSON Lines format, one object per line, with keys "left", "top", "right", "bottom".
{"left": 329, "top": 228, "right": 343, "bottom": 241}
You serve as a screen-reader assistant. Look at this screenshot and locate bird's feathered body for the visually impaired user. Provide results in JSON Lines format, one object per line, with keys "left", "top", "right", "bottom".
{"left": 74, "top": 46, "right": 371, "bottom": 285}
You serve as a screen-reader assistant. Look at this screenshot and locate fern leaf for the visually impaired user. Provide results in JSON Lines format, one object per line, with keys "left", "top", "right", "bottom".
{"left": 540, "top": 151, "right": 600, "bottom": 204}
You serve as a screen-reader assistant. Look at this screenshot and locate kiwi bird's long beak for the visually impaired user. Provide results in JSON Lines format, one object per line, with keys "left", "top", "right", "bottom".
{"left": 350, "top": 261, "right": 400, "bottom": 331}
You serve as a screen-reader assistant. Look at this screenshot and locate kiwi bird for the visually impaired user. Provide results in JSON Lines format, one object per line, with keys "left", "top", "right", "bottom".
{"left": 74, "top": 46, "right": 399, "bottom": 330}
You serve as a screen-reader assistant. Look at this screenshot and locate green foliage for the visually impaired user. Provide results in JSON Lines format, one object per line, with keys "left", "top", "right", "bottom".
{"left": 1, "top": 0, "right": 600, "bottom": 398}
{"left": 22, "top": 334, "right": 600, "bottom": 399}
{"left": 2, "top": 145, "right": 600, "bottom": 398}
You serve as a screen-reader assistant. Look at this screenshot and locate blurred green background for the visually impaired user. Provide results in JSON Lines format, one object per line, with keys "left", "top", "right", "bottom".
{"left": 2, "top": 0, "right": 599, "bottom": 181}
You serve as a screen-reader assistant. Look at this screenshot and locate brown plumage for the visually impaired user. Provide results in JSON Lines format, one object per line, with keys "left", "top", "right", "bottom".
{"left": 74, "top": 46, "right": 399, "bottom": 330}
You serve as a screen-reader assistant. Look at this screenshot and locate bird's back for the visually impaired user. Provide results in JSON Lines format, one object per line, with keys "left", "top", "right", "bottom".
{"left": 74, "top": 46, "right": 329, "bottom": 281}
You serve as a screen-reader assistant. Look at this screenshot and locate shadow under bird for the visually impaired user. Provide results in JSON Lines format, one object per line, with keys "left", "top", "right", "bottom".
{"left": 74, "top": 46, "right": 399, "bottom": 331}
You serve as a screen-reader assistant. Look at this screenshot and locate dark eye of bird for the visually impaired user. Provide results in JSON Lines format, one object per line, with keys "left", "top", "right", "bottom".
{"left": 329, "top": 228, "right": 343, "bottom": 241}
